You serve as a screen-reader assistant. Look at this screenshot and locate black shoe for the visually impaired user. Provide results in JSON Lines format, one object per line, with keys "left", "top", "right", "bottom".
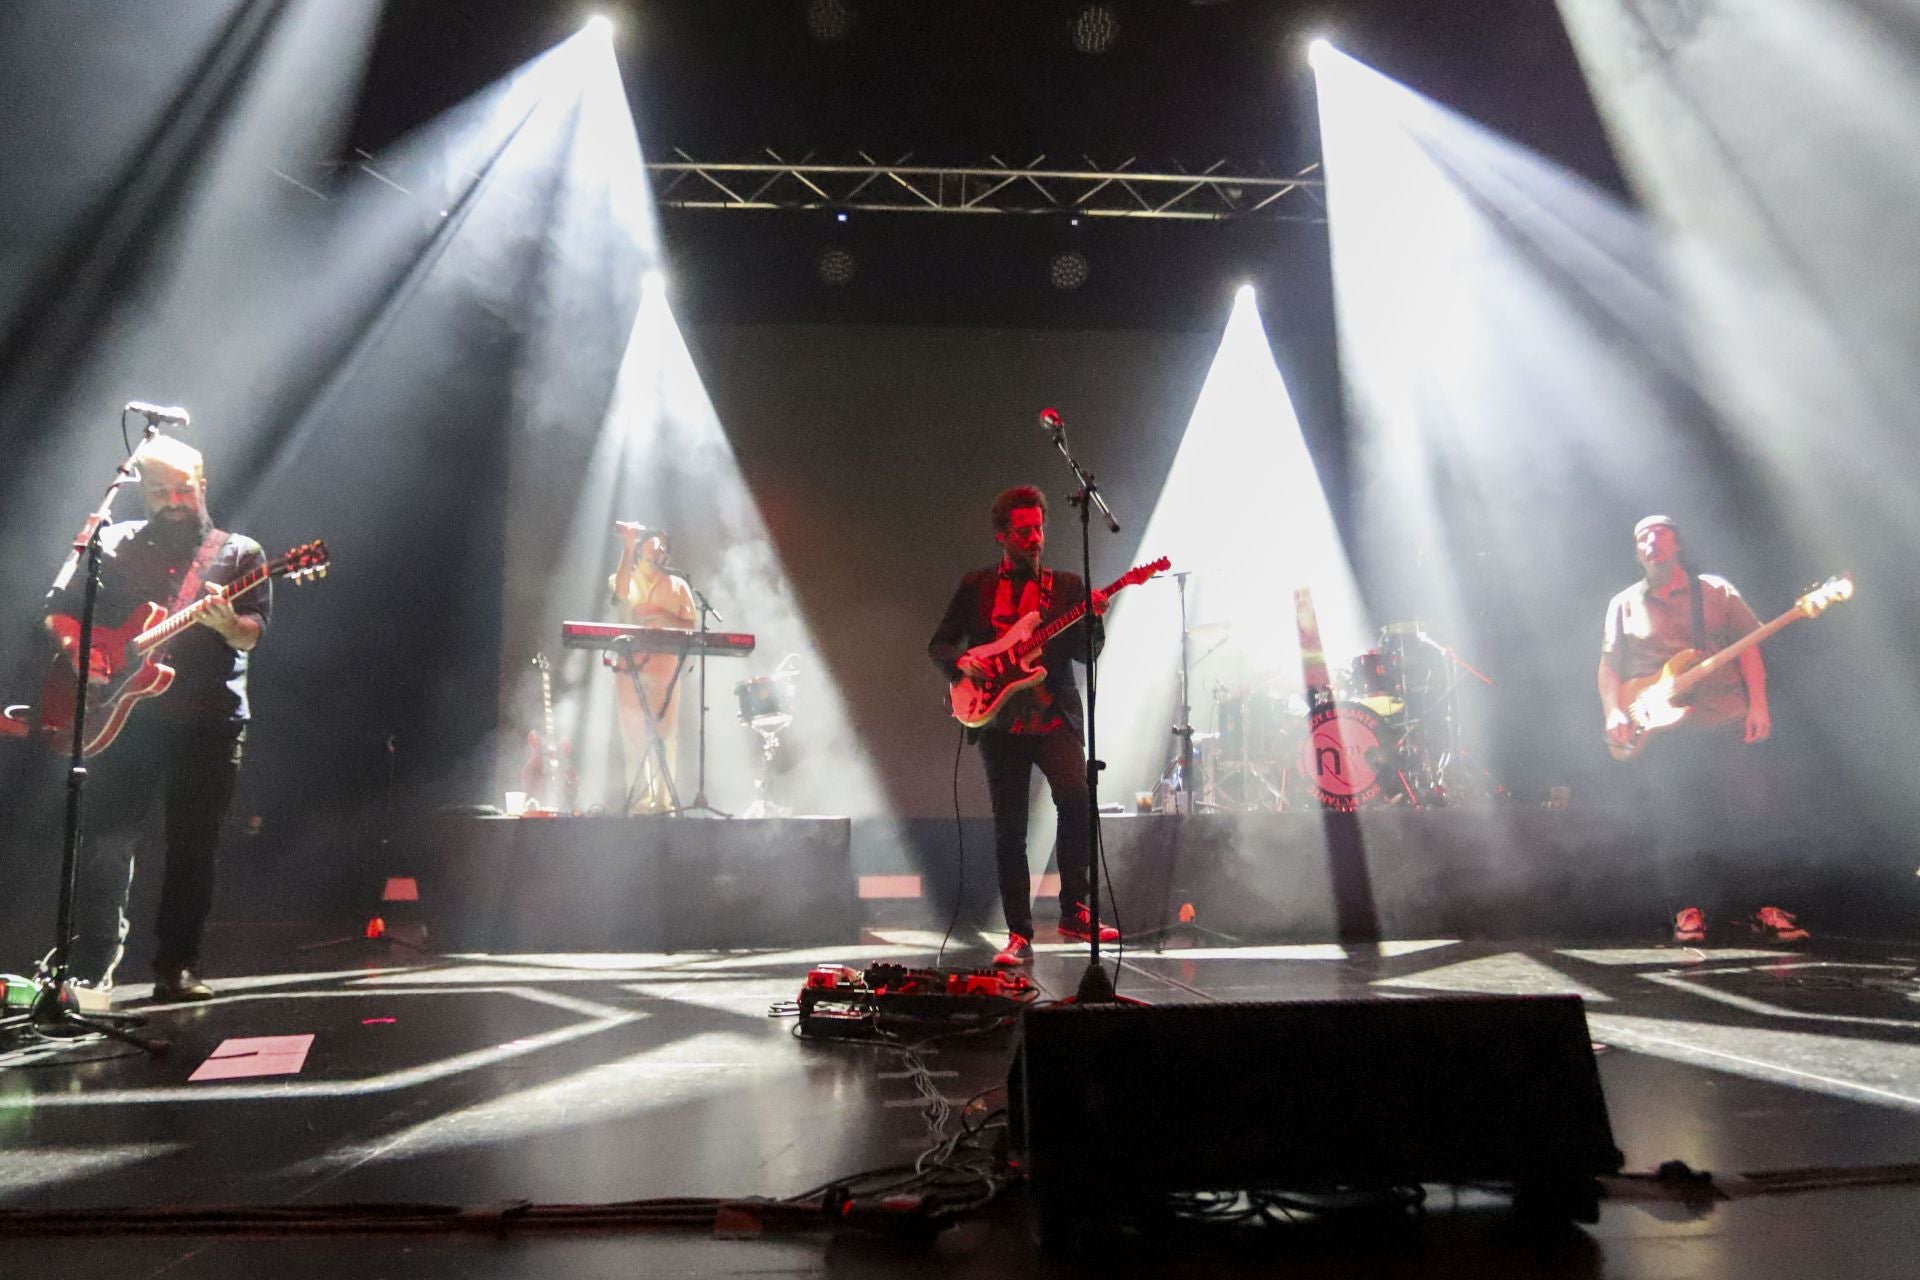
{"left": 152, "top": 967, "right": 215, "bottom": 1002}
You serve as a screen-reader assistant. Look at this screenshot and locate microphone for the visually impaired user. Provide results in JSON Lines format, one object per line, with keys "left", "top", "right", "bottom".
{"left": 1038, "top": 407, "right": 1065, "bottom": 434}
{"left": 126, "top": 401, "right": 190, "bottom": 426}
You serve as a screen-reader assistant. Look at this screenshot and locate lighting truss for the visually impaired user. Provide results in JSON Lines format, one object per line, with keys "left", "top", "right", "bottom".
{"left": 647, "top": 150, "right": 1326, "bottom": 222}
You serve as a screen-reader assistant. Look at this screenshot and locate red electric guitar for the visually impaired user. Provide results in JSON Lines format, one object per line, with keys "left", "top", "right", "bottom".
{"left": 948, "top": 557, "right": 1169, "bottom": 729}
{"left": 10, "top": 540, "right": 330, "bottom": 757}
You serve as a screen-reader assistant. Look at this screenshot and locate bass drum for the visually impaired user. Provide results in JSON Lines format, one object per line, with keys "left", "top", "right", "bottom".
{"left": 1298, "top": 701, "right": 1399, "bottom": 811}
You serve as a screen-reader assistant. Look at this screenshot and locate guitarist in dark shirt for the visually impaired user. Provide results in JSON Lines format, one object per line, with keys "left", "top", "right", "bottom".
{"left": 43, "top": 435, "right": 270, "bottom": 1001}
{"left": 928, "top": 485, "right": 1116, "bottom": 966}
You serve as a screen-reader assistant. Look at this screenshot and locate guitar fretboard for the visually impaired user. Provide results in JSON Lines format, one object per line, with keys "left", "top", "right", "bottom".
{"left": 133, "top": 563, "right": 272, "bottom": 655}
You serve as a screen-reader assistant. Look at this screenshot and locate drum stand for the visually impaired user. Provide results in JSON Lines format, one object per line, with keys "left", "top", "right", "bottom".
{"left": 1150, "top": 571, "right": 1197, "bottom": 815}
{"left": 1201, "top": 689, "right": 1291, "bottom": 815}
{"left": 739, "top": 713, "right": 793, "bottom": 819}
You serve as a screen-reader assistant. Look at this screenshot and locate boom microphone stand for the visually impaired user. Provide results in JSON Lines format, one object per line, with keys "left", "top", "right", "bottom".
{"left": 1039, "top": 409, "right": 1128, "bottom": 1004}
{"left": 0, "top": 435, "right": 164, "bottom": 1053}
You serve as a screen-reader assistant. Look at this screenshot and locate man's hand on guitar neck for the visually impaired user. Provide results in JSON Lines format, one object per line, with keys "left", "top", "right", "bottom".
{"left": 194, "top": 583, "right": 261, "bottom": 651}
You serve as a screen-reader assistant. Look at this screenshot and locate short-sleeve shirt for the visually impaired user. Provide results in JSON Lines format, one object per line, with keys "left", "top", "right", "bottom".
{"left": 1601, "top": 573, "right": 1758, "bottom": 727}
{"left": 48, "top": 520, "right": 271, "bottom": 723}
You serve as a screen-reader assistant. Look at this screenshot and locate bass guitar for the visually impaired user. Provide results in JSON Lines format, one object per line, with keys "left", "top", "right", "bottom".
{"left": 1607, "top": 573, "right": 1853, "bottom": 761}
{"left": 15, "top": 540, "right": 330, "bottom": 757}
{"left": 518, "top": 652, "right": 576, "bottom": 814}
{"left": 948, "top": 557, "right": 1169, "bottom": 729}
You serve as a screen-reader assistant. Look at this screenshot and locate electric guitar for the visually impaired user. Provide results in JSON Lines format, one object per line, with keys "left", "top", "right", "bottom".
{"left": 1606, "top": 573, "right": 1853, "bottom": 762}
{"left": 518, "top": 653, "right": 576, "bottom": 814}
{"left": 948, "top": 557, "right": 1169, "bottom": 729}
{"left": 15, "top": 540, "right": 330, "bottom": 757}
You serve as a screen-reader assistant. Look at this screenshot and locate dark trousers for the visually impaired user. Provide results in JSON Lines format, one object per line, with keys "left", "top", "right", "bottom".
{"left": 978, "top": 727, "right": 1091, "bottom": 939}
{"left": 1631, "top": 725, "right": 1780, "bottom": 919}
{"left": 68, "top": 712, "right": 244, "bottom": 986}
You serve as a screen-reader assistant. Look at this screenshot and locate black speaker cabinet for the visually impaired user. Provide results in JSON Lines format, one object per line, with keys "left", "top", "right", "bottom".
{"left": 1011, "top": 995, "right": 1622, "bottom": 1234}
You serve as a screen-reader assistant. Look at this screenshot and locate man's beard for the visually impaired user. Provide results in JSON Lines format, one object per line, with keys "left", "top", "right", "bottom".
{"left": 151, "top": 507, "right": 211, "bottom": 544}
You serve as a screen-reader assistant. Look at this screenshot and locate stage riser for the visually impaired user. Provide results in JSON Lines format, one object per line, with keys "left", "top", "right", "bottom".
{"left": 412, "top": 817, "right": 856, "bottom": 951}
{"left": 877, "top": 810, "right": 1906, "bottom": 941}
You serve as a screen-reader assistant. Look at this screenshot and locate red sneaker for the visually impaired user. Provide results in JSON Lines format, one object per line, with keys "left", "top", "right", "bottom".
{"left": 1750, "top": 906, "right": 1810, "bottom": 943}
{"left": 1058, "top": 903, "right": 1120, "bottom": 944}
{"left": 993, "top": 933, "right": 1034, "bottom": 966}
{"left": 1672, "top": 906, "right": 1706, "bottom": 944}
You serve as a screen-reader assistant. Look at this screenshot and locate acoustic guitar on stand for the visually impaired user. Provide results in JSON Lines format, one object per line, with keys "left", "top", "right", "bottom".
{"left": 948, "top": 557, "right": 1169, "bottom": 730}
{"left": 1607, "top": 573, "right": 1853, "bottom": 762}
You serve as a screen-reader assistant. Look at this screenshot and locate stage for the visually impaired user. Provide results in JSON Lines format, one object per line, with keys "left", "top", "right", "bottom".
{"left": 3, "top": 928, "right": 1920, "bottom": 1277}
{"left": 379, "top": 807, "right": 1911, "bottom": 953}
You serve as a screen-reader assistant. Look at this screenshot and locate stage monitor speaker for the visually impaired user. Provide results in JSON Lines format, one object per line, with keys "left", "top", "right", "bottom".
{"left": 1011, "top": 994, "right": 1622, "bottom": 1234}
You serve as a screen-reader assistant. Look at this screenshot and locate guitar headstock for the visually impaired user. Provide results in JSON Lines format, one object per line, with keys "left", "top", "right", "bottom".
{"left": 1119, "top": 556, "right": 1171, "bottom": 589}
{"left": 274, "top": 540, "right": 330, "bottom": 585}
{"left": 1796, "top": 573, "right": 1854, "bottom": 618}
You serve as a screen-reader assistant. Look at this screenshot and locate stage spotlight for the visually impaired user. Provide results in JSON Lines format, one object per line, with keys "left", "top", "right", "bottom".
{"left": 582, "top": 13, "right": 615, "bottom": 39}
{"left": 1235, "top": 282, "right": 1256, "bottom": 304}
{"left": 1307, "top": 37, "right": 1334, "bottom": 69}
{"left": 1049, "top": 250, "right": 1091, "bottom": 290}
{"left": 817, "top": 246, "right": 856, "bottom": 285}
{"left": 641, "top": 268, "right": 665, "bottom": 293}
{"left": 1072, "top": 5, "right": 1120, "bottom": 55}
{"left": 807, "top": 0, "right": 853, "bottom": 43}
{"left": 835, "top": 211, "right": 849, "bottom": 223}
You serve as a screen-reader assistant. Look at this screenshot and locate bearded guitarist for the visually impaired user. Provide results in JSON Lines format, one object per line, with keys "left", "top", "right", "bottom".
{"left": 928, "top": 485, "right": 1119, "bottom": 967}
{"left": 41, "top": 434, "right": 270, "bottom": 1002}
{"left": 1596, "top": 514, "right": 1806, "bottom": 946}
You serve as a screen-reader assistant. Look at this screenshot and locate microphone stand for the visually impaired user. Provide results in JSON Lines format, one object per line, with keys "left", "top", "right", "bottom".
{"left": 1043, "top": 419, "right": 1128, "bottom": 1005}
{"left": 670, "top": 569, "right": 729, "bottom": 819}
{"left": 1, "top": 433, "right": 165, "bottom": 1053}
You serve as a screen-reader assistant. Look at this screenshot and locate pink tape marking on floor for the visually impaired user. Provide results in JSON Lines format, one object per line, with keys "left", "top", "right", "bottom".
{"left": 188, "top": 1034, "right": 316, "bottom": 1082}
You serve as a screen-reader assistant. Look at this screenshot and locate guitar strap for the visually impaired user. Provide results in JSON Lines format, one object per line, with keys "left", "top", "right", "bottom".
{"left": 1687, "top": 569, "right": 1706, "bottom": 650}
{"left": 158, "top": 529, "right": 231, "bottom": 660}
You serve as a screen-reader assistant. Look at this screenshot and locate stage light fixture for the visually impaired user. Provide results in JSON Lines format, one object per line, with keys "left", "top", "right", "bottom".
{"left": 641, "top": 268, "right": 665, "bottom": 293}
{"left": 583, "top": 12, "right": 615, "bottom": 39}
{"left": 1049, "top": 250, "right": 1091, "bottom": 290}
{"left": 1072, "top": 5, "right": 1120, "bottom": 55}
{"left": 817, "top": 246, "right": 856, "bottom": 285}
{"left": 807, "top": 0, "right": 853, "bottom": 43}
{"left": 1307, "top": 37, "right": 1334, "bottom": 69}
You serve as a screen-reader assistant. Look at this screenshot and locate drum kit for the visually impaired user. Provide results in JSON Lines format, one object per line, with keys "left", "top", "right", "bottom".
{"left": 1164, "top": 618, "right": 1499, "bottom": 814}
{"left": 734, "top": 653, "right": 799, "bottom": 818}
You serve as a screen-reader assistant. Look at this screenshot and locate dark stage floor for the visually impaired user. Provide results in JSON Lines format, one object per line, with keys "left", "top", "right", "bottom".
{"left": 4, "top": 927, "right": 1920, "bottom": 1277}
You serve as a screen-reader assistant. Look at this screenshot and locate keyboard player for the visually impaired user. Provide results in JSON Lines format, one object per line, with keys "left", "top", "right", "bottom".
{"left": 610, "top": 521, "right": 695, "bottom": 813}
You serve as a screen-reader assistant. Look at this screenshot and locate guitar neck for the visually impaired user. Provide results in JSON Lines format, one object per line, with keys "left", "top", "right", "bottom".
{"left": 133, "top": 563, "right": 270, "bottom": 655}
{"left": 1021, "top": 572, "right": 1131, "bottom": 657}
{"left": 1669, "top": 605, "right": 1801, "bottom": 696}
